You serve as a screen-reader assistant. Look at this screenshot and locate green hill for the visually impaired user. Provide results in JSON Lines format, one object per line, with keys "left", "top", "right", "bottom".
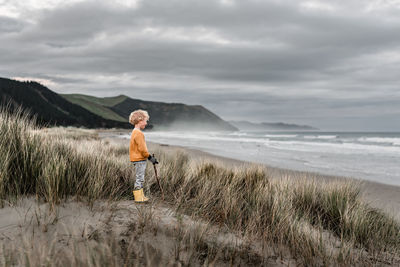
{"left": 1, "top": 77, "right": 237, "bottom": 131}
{"left": 62, "top": 94, "right": 128, "bottom": 107}
{"left": 0, "top": 78, "right": 130, "bottom": 128}
{"left": 111, "top": 97, "right": 237, "bottom": 131}
{"left": 63, "top": 94, "right": 237, "bottom": 131}
{"left": 61, "top": 94, "right": 127, "bottom": 122}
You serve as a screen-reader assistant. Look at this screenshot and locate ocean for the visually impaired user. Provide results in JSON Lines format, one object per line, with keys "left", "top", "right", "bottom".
{"left": 122, "top": 131, "right": 400, "bottom": 186}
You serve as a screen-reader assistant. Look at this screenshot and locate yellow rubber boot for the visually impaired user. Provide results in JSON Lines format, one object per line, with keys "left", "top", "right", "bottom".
{"left": 133, "top": 188, "right": 149, "bottom": 203}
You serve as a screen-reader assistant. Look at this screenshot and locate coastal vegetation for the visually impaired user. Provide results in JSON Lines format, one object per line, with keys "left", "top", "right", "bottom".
{"left": 0, "top": 106, "right": 399, "bottom": 266}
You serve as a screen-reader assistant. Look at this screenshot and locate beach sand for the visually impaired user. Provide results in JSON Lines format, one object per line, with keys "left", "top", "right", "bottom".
{"left": 1, "top": 197, "right": 283, "bottom": 266}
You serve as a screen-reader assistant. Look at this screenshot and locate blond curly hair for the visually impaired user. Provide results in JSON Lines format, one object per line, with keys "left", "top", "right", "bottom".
{"left": 129, "top": 109, "right": 149, "bottom": 125}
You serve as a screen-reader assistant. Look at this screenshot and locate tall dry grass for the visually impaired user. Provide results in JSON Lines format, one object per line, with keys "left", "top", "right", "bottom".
{"left": 148, "top": 140, "right": 400, "bottom": 265}
{"left": 0, "top": 106, "right": 132, "bottom": 208}
{"left": 1, "top": 106, "right": 399, "bottom": 265}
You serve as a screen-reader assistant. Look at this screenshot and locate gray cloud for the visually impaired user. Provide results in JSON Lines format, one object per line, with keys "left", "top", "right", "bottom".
{"left": 0, "top": 16, "right": 27, "bottom": 33}
{"left": 1, "top": 0, "right": 400, "bottom": 130}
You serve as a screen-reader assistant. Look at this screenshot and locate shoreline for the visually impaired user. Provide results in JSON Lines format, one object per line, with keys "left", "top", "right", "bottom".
{"left": 99, "top": 130, "right": 400, "bottom": 221}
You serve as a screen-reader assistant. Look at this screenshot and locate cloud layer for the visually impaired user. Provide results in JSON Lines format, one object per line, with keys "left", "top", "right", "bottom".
{"left": 1, "top": 0, "right": 400, "bottom": 130}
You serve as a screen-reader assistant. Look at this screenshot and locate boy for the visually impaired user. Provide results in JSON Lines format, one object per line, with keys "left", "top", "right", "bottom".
{"left": 129, "top": 109, "right": 158, "bottom": 202}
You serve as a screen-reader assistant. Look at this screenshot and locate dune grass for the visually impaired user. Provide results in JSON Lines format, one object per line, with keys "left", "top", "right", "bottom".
{"left": 0, "top": 107, "right": 133, "bottom": 209}
{"left": 152, "top": 155, "right": 400, "bottom": 265}
{"left": 0, "top": 106, "right": 399, "bottom": 265}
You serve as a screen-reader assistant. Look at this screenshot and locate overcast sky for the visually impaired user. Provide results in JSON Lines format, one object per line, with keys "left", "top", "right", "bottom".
{"left": 1, "top": 0, "right": 400, "bottom": 131}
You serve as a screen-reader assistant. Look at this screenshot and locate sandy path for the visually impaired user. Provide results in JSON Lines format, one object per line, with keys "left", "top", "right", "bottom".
{"left": 0, "top": 197, "right": 289, "bottom": 266}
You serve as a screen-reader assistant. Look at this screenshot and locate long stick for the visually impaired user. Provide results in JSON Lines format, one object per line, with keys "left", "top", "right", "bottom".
{"left": 153, "top": 163, "right": 165, "bottom": 200}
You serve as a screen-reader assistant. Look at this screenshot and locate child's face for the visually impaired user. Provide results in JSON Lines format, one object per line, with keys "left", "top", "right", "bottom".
{"left": 137, "top": 119, "right": 148, "bottom": 130}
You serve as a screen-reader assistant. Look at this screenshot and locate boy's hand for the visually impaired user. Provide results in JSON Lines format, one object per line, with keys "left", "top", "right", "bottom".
{"left": 148, "top": 154, "right": 159, "bottom": 164}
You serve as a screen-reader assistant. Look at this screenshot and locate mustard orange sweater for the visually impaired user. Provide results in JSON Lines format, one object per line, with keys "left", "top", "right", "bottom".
{"left": 129, "top": 129, "right": 150, "bottom": 162}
